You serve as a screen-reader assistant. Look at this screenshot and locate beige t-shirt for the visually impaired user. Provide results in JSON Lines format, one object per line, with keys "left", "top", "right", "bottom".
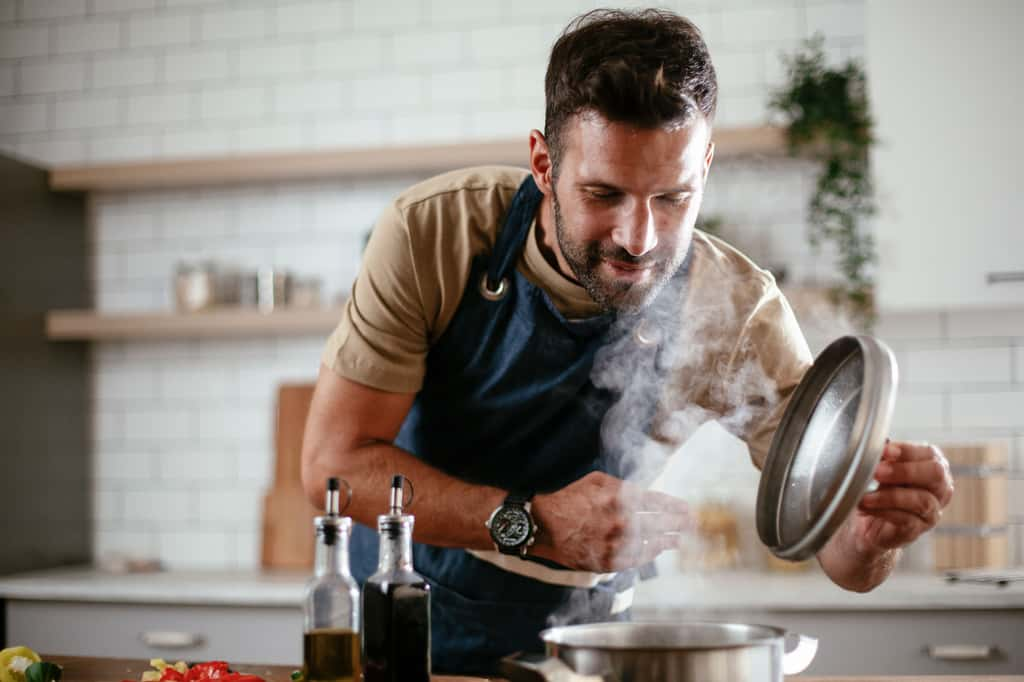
{"left": 323, "top": 165, "right": 811, "bottom": 470}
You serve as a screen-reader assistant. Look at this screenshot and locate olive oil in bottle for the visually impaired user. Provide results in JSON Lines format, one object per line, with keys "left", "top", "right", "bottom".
{"left": 362, "top": 475, "right": 431, "bottom": 682}
{"left": 303, "top": 478, "right": 361, "bottom": 682}
{"left": 303, "top": 628, "right": 360, "bottom": 682}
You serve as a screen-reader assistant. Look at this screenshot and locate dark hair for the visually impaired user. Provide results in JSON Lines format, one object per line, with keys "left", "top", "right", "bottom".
{"left": 544, "top": 9, "right": 717, "bottom": 172}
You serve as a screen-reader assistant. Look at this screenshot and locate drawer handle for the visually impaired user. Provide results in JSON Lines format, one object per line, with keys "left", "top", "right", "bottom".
{"left": 926, "top": 644, "right": 1000, "bottom": 661}
{"left": 140, "top": 631, "right": 204, "bottom": 649}
{"left": 987, "top": 271, "right": 1024, "bottom": 284}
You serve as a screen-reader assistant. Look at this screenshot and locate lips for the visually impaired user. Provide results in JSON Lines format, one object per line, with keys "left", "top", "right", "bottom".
{"left": 603, "top": 259, "right": 654, "bottom": 282}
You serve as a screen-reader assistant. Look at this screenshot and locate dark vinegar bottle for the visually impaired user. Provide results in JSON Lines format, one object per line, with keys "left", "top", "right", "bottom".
{"left": 362, "top": 474, "right": 431, "bottom": 682}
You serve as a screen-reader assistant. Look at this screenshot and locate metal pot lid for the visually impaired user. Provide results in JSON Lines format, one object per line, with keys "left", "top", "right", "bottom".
{"left": 756, "top": 335, "right": 898, "bottom": 561}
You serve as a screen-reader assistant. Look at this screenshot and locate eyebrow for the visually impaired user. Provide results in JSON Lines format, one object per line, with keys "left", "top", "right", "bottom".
{"left": 577, "top": 180, "right": 700, "bottom": 194}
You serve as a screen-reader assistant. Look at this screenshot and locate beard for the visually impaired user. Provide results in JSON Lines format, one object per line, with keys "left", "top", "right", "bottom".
{"left": 552, "top": 191, "right": 689, "bottom": 314}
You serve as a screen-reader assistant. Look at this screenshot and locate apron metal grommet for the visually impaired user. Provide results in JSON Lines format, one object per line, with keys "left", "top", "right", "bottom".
{"left": 479, "top": 273, "right": 509, "bottom": 301}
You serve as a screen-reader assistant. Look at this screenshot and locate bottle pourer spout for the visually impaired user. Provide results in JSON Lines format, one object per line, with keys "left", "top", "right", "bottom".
{"left": 389, "top": 474, "right": 404, "bottom": 515}
{"left": 326, "top": 476, "right": 340, "bottom": 516}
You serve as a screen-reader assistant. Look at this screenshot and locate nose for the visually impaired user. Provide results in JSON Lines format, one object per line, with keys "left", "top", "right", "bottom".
{"left": 611, "top": 199, "right": 658, "bottom": 257}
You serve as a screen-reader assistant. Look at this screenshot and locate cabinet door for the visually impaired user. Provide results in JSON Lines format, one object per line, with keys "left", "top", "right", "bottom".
{"left": 866, "top": 0, "right": 1024, "bottom": 310}
{"left": 7, "top": 600, "right": 302, "bottom": 665}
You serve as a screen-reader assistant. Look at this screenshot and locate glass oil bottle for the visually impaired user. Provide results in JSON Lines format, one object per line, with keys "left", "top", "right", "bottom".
{"left": 303, "top": 477, "right": 361, "bottom": 682}
{"left": 362, "top": 474, "right": 431, "bottom": 682}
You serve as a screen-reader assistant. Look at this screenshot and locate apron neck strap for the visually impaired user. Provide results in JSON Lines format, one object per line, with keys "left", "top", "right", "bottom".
{"left": 486, "top": 175, "right": 543, "bottom": 289}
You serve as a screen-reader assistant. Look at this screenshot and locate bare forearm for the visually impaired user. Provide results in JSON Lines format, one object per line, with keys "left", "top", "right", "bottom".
{"left": 303, "top": 442, "right": 504, "bottom": 550}
{"left": 817, "top": 518, "right": 898, "bottom": 592}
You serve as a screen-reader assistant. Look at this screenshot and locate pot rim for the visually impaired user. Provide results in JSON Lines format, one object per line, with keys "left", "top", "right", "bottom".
{"left": 539, "top": 620, "right": 790, "bottom": 652}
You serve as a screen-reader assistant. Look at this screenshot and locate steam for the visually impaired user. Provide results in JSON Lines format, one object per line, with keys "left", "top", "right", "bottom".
{"left": 548, "top": 257, "right": 785, "bottom": 626}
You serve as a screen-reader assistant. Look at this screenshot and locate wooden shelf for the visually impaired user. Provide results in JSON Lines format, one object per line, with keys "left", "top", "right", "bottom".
{"left": 49, "top": 126, "right": 786, "bottom": 192}
{"left": 46, "top": 307, "right": 344, "bottom": 340}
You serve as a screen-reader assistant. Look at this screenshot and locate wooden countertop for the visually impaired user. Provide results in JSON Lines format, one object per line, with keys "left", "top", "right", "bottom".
{"left": 43, "top": 655, "right": 1024, "bottom": 682}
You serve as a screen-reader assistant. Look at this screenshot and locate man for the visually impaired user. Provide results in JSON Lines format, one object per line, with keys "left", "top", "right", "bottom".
{"left": 302, "top": 8, "right": 953, "bottom": 676}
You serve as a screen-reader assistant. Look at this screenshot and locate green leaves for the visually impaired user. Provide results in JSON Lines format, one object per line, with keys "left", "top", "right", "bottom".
{"left": 25, "top": 662, "right": 62, "bottom": 682}
{"left": 770, "top": 35, "right": 878, "bottom": 329}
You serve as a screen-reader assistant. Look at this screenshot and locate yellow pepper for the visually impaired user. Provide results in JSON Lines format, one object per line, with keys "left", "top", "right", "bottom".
{"left": 0, "top": 647, "right": 42, "bottom": 682}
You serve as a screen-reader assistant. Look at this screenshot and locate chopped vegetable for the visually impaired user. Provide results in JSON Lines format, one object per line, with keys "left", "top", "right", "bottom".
{"left": 134, "top": 661, "right": 264, "bottom": 682}
{"left": 1, "top": 648, "right": 60, "bottom": 682}
{"left": 25, "top": 663, "right": 61, "bottom": 682}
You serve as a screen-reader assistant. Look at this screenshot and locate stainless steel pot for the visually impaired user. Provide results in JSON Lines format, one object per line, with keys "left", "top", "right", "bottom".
{"left": 500, "top": 621, "right": 817, "bottom": 682}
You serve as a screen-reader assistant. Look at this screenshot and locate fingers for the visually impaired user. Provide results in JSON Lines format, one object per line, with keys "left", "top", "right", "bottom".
{"left": 859, "top": 486, "right": 942, "bottom": 526}
{"left": 876, "top": 441, "right": 954, "bottom": 507}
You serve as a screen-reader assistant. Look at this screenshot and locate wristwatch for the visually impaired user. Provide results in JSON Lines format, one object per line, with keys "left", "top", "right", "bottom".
{"left": 485, "top": 492, "right": 538, "bottom": 557}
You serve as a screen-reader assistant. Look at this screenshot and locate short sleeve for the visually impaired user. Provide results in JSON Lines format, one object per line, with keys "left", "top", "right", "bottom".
{"left": 321, "top": 201, "right": 430, "bottom": 394}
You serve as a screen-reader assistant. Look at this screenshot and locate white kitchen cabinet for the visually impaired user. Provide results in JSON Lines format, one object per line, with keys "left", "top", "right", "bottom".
{"left": 5, "top": 600, "right": 303, "bottom": 665}
{"left": 635, "top": 606, "right": 1024, "bottom": 675}
{"left": 866, "top": 0, "right": 1024, "bottom": 311}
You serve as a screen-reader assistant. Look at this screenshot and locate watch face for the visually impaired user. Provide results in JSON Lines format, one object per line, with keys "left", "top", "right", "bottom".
{"left": 490, "top": 506, "right": 531, "bottom": 548}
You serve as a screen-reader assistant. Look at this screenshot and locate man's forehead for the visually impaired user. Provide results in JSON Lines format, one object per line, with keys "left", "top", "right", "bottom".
{"left": 563, "top": 111, "right": 710, "bottom": 186}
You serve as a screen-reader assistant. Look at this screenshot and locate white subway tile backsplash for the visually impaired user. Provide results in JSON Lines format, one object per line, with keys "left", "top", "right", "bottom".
{"left": 95, "top": 447, "right": 154, "bottom": 480}
{"left": 0, "top": 100, "right": 49, "bottom": 134}
{"left": 93, "top": 489, "right": 122, "bottom": 523}
{"left": 161, "top": 126, "right": 235, "bottom": 157}
{"left": 90, "top": 130, "right": 159, "bottom": 161}
{"left": 713, "top": 50, "right": 763, "bottom": 96}
{"left": 20, "top": 0, "right": 87, "bottom": 21}
{"left": 92, "top": 0, "right": 158, "bottom": 13}
{"left": 96, "top": 365, "right": 159, "bottom": 402}
{"left": 199, "top": 84, "right": 266, "bottom": 121}
{"left": 891, "top": 391, "right": 945, "bottom": 431}
{"left": 467, "top": 25, "right": 551, "bottom": 63}
{"left": 428, "top": 67, "right": 506, "bottom": 105}
{"left": 946, "top": 308, "right": 1024, "bottom": 340}
{"left": 805, "top": 2, "right": 864, "bottom": 40}
{"left": 0, "top": 25, "right": 49, "bottom": 59}
{"left": 124, "top": 488, "right": 193, "bottom": 523}
{"left": 0, "top": 0, "right": 12, "bottom": 22}
{"left": 875, "top": 310, "right": 945, "bottom": 341}
{"left": 237, "top": 121, "right": 306, "bottom": 152}
{"left": 93, "top": 407, "right": 124, "bottom": 445}
{"left": 164, "top": 46, "right": 231, "bottom": 83}
{"left": 15, "top": 135, "right": 88, "bottom": 163}
{"left": 237, "top": 445, "right": 272, "bottom": 483}
{"left": 128, "top": 12, "right": 193, "bottom": 47}
{"left": 904, "top": 345, "right": 1014, "bottom": 386}
{"left": 951, "top": 391, "right": 1024, "bottom": 430}
{"left": 161, "top": 201, "right": 235, "bottom": 239}
{"left": 427, "top": 0, "right": 501, "bottom": 26}
{"left": 238, "top": 43, "right": 305, "bottom": 78}
{"left": 237, "top": 193, "right": 305, "bottom": 235}
{"left": 158, "top": 446, "right": 236, "bottom": 481}
{"left": 54, "top": 94, "right": 119, "bottom": 129}
{"left": 55, "top": 19, "right": 121, "bottom": 54}
{"left": 392, "top": 29, "right": 463, "bottom": 68}
{"left": 199, "top": 6, "right": 267, "bottom": 42}
{"left": 157, "top": 530, "right": 232, "bottom": 569}
{"left": 161, "top": 362, "right": 238, "bottom": 402}
{"left": 272, "top": 79, "right": 345, "bottom": 115}
{"left": 310, "top": 35, "right": 386, "bottom": 73}
{"left": 125, "top": 90, "right": 192, "bottom": 125}
{"left": 95, "top": 528, "right": 158, "bottom": 559}
{"left": 19, "top": 58, "right": 86, "bottom": 95}
{"left": 197, "top": 487, "right": 262, "bottom": 523}
{"left": 1016, "top": 345, "right": 1024, "bottom": 384}
{"left": 123, "top": 407, "right": 194, "bottom": 441}
{"left": 95, "top": 204, "right": 158, "bottom": 242}
{"left": 721, "top": 7, "right": 802, "bottom": 46}
{"left": 311, "top": 117, "right": 388, "bottom": 148}
{"left": 91, "top": 53, "right": 158, "bottom": 89}
{"left": 352, "top": 0, "right": 422, "bottom": 29}
{"left": 275, "top": 1, "right": 348, "bottom": 36}
{"left": 352, "top": 75, "right": 423, "bottom": 112}
{"left": 232, "top": 532, "right": 259, "bottom": 570}
{"left": 200, "top": 406, "right": 269, "bottom": 445}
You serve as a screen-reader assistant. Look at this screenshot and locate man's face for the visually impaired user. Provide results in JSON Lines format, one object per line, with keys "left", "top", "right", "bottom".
{"left": 550, "top": 111, "right": 713, "bottom": 313}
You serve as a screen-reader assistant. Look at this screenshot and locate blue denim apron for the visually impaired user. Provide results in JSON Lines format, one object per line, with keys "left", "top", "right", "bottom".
{"left": 351, "top": 176, "right": 668, "bottom": 675}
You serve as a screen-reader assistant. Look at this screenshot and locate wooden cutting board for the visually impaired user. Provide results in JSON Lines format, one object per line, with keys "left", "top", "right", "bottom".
{"left": 261, "top": 383, "right": 319, "bottom": 570}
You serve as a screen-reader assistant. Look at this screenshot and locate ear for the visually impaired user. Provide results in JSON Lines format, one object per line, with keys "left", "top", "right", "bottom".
{"left": 703, "top": 140, "right": 715, "bottom": 180}
{"left": 529, "top": 129, "right": 554, "bottom": 195}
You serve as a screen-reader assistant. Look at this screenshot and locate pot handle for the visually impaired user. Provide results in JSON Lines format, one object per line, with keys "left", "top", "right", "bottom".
{"left": 499, "top": 652, "right": 604, "bottom": 682}
{"left": 782, "top": 632, "right": 819, "bottom": 675}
